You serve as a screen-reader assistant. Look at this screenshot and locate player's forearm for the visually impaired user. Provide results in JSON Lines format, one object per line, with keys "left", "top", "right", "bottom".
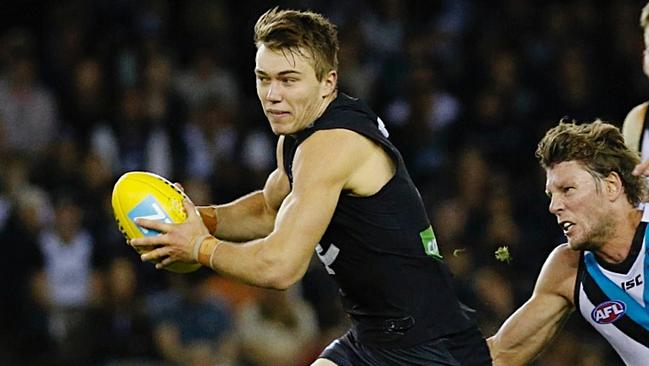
{"left": 488, "top": 333, "right": 535, "bottom": 366}
{"left": 198, "top": 190, "right": 276, "bottom": 241}
{"left": 489, "top": 330, "right": 557, "bottom": 366}
{"left": 195, "top": 236, "right": 301, "bottom": 289}
{"left": 488, "top": 300, "right": 572, "bottom": 365}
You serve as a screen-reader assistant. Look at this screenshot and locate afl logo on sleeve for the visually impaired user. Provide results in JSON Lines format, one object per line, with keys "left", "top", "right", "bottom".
{"left": 591, "top": 300, "right": 627, "bottom": 324}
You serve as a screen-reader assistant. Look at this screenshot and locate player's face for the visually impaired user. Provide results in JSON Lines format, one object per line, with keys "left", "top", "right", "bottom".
{"left": 545, "top": 161, "right": 614, "bottom": 251}
{"left": 255, "top": 45, "right": 335, "bottom": 135}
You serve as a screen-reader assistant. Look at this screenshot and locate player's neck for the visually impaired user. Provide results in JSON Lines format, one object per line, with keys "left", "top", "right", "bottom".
{"left": 316, "top": 90, "right": 337, "bottom": 119}
{"left": 594, "top": 208, "right": 643, "bottom": 264}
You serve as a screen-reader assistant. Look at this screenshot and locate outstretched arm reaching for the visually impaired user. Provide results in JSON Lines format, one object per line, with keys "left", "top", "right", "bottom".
{"left": 488, "top": 244, "right": 579, "bottom": 365}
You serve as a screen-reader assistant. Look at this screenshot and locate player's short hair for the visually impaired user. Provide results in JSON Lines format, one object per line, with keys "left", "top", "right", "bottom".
{"left": 536, "top": 118, "right": 648, "bottom": 206}
{"left": 254, "top": 7, "right": 338, "bottom": 81}
{"left": 641, "top": 2, "right": 649, "bottom": 29}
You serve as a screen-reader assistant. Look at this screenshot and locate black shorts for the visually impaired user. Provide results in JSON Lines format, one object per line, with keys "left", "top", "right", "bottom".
{"left": 319, "top": 326, "right": 492, "bottom": 366}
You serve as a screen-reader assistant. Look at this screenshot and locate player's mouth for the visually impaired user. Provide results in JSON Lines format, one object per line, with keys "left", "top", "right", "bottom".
{"left": 559, "top": 220, "right": 575, "bottom": 234}
{"left": 267, "top": 109, "right": 290, "bottom": 119}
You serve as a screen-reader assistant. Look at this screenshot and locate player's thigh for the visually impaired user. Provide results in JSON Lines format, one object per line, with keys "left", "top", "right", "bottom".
{"left": 311, "top": 358, "right": 338, "bottom": 366}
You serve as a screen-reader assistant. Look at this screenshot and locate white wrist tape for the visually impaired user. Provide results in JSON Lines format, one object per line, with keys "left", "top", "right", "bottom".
{"left": 209, "top": 242, "right": 219, "bottom": 270}
{"left": 191, "top": 234, "right": 212, "bottom": 262}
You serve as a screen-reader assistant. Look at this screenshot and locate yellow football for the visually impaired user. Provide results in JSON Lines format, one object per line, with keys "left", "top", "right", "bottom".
{"left": 111, "top": 171, "right": 201, "bottom": 273}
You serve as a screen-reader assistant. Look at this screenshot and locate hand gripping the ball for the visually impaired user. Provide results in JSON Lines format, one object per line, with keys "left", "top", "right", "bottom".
{"left": 131, "top": 198, "right": 211, "bottom": 270}
{"left": 173, "top": 182, "right": 218, "bottom": 235}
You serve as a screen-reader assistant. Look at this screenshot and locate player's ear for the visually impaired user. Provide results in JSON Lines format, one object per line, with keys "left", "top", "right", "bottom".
{"left": 604, "top": 171, "right": 623, "bottom": 200}
{"left": 321, "top": 70, "right": 337, "bottom": 98}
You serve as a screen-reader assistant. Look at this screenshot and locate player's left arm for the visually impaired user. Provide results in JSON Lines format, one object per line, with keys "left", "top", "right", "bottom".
{"left": 132, "top": 129, "right": 370, "bottom": 289}
{"left": 487, "top": 244, "right": 578, "bottom": 365}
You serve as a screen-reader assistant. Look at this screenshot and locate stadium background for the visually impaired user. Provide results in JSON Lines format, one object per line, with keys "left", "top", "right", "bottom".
{"left": 0, "top": 0, "right": 645, "bottom": 365}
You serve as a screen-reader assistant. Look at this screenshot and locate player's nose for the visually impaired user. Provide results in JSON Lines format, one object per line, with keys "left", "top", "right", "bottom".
{"left": 266, "top": 81, "right": 282, "bottom": 102}
{"left": 548, "top": 196, "right": 564, "bottom": 215}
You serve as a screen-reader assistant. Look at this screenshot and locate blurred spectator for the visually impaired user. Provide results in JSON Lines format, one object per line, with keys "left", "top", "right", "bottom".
{"left": 359, "top": 0, "right": 405, "bottom": 59}
{"left": 32, "top": 133, "right": 85, "bottom": 195}
{"left": 337, "top": 22, "right": 379, "bottom": 103}
{"left": 141, "top": 51, "right": 189, "bottom": 177}
{"left": 471, "top": 266, "right": 515, "bottom": 336}
{"left": 95, "top": 257, "right": 159, "bottom": 365}
{"left": 0, "top": 185, "right": 49, "bottom": 364}
{"left": 551, "top": 46, "right": 601, "bottom": 121}
{"left": 148, "top": 271, "right": 236, "bottom": 366}
{"left": 59, "top": 57, "right": 110, "bottom": 150}
{"left": 385, "top": 61, "right": 461, "bottom": 182}
{"left": 42, "top": 2, "right": 91, "bottom": 97}
{"left": 175, "top": 48, "right": 240, "bottom": 110}
{"left": 183, "top": 96, "right": 239, "bottom": 181}
{"left": 31, "top": 191, "right": 107, "bottom": 365}
{"left": 0, "top": 30, "right": 58, "bottom": 158}
{"left": 431, "top": 197, "right": 476, "bottom": 303}
{"left": 239, "top": 127, "right": 275, "bottom": 188}
{"left": 180, "top": 0, "right": 234, "bottom": 54}
{"left": 78, "top": 150, "right": 123, "bottom": 249}
{"left": 237, "top": 288, "right": 319, "bottom": 366}
{"left": 91, "top": 86, "right": 175, "bottom": 177}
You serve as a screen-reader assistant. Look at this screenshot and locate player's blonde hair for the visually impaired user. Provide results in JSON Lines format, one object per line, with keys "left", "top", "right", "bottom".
{"left": 254, "top": 7, "right": 338, "bottom": 81}
{"left": 536, "top": 119, "right": 648, "bottom": 206}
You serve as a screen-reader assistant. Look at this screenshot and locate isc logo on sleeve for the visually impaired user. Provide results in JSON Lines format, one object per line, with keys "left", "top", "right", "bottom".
{"left": 128, "top": 195, "right": 173, "bottom": 236}
{"left": 591, "top": 300, "right": 626, "bottom": 324}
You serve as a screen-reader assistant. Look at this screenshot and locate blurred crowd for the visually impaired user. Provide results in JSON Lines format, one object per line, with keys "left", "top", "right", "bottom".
{"left": 0, "top": 0, "right": 645, "bottom": 365}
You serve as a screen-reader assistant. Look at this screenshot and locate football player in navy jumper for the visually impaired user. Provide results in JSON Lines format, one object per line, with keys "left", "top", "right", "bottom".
{"left": 131, "top": 7, "right": 491, "bottom": 365}
{"left": 488, "top": 120, "right": 649, "bottom": 365}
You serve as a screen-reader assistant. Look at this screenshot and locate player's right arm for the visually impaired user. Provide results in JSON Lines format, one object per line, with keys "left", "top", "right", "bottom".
{"left": 487, "top": 244, "right": 578, "bottom": 365}
{"left": 622, "top": 103, "right": 649, "bottom": 178}
{"left": 197, "top": 136, "right": 290, "bottom": 242}
{"left": 622, "top": 102, "right": 647, "bottom": 152}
